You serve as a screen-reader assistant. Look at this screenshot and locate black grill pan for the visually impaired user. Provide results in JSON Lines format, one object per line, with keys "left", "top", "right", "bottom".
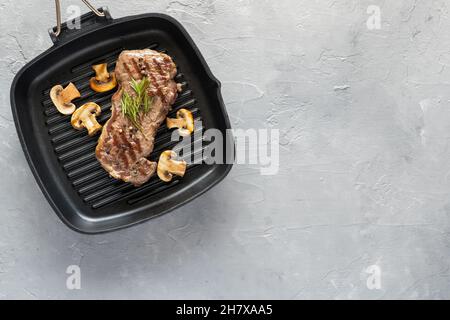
{"left": 10, "top": 7, "right": 233, "bottom": 233}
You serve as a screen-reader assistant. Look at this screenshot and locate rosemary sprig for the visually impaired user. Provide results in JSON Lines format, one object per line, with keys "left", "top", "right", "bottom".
{"left": 121, "top": 77, "right": 152, "bottom": 129}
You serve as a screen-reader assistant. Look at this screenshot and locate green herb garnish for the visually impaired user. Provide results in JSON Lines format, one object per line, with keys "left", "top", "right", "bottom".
{"left": 121, "top": 77, "right": 152, "bottom": 129}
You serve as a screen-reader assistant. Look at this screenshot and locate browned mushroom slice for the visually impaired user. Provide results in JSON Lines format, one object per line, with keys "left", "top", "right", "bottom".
{"left": 166, "top": 108, "right": 194, "bottom": 136}
{"left": 71, "top": 102, "right": 102, "bottom": 136}
{"left": 157, "top": 150, "right": 187, "bottom": 182}
{"left": 50, "top": 82, "right": 81, "bottom": 115}
{"left": 89, "top": 63, "right": 117, "bottom": 92}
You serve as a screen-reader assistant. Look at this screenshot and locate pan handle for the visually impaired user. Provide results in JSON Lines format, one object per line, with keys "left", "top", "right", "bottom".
{"left": 49, "top": 0, "right": 112, "bottom": 44}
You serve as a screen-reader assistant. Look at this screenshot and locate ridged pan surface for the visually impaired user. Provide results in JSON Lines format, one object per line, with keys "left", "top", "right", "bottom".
{"left": 10, "top": 12, "right": 233, "bottom": 233}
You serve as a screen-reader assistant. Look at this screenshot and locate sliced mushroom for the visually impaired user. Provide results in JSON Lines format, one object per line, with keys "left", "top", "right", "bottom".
{"left": 50, "top": 82, "right": 81, "bottom": 115}
{"left": 157, "top": 150, "right": 187, "bottom": 182}
{"left": 166, "top": 108, "right": 194, "bottom": 136}
{"left": 71, "top": 102, "right": 102, "bottom": 136}
{"left": 89, "top": 63, "right": 117, "bottom": 92}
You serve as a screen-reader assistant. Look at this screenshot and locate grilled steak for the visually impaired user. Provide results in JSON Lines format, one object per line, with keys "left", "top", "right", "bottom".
{"left": 96, "top": 49, "right": 180, "bottom": 186}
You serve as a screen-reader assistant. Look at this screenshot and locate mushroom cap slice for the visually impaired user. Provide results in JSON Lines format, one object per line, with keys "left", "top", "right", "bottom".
{"left": 157, "top": 150, "right": 187, "bottom": 182}
{"left": 166, "top": 108, "right": 194, "bottom": 136}
{"left": 50, "top": 82, "right": 81, "bottom": 115}
{"left": 92, "top": 63, "right": 110, "bottom": 82}
{"left": 90, "top": 63, "right": 117, "bottom": 93}
{"left": 71, "top": 102, "right": 103, "bottom": 136}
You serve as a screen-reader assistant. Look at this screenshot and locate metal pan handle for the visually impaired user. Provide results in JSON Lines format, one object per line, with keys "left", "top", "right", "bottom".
{"left": 49, "top": 0, "right": 112, "bottom": 44}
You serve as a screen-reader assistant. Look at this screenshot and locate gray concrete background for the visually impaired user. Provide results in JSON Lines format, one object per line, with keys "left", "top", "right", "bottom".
{"left": 1, "top": 0, "right": 450, "bottom": 299}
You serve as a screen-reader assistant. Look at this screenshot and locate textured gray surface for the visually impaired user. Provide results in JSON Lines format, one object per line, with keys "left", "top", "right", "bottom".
{"left": 1, "top": 0, "right": 450, "bottom": 299}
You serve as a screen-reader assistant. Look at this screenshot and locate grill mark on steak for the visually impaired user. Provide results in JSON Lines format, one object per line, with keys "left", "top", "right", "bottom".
{"left": 138, "top": 163, "right": 148, "bottom": 176}
{"left": 145, "top": 58, "right": 170, "bottom": 104}
{"left": 143, "top": 60, "right": 160, "bottom": 98}
{"left": 117, "top": 138, "right": 129, "bottom": 168}
{"left": 123, "top": 63, "right": 134, "bottom": 80}
{"left": 134, "top": 136, "right": 142, "bottom": 154}
{"left": 96, "top": 49, "right": 179, "bottom": 186}
{"left": 153, "top": 57, "right": 165, "bottom": 76}
{"left": 130, "top": 59, "right": 142, "bottom": 79}
{"left": 116, "top": 129, "right": 136, "bottom": 163}
{"left": 154, "top": 58, "right": 169, "bottom": 103}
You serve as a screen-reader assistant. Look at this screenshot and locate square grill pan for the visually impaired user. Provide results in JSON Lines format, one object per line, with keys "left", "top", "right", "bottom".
{"left": 10, "top": 8, "right": 233, "bottom": 233}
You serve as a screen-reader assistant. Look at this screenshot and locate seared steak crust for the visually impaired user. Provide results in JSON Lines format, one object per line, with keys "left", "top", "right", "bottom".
{"left": 96, "top": 49, "right": 179, "bottom": 186}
